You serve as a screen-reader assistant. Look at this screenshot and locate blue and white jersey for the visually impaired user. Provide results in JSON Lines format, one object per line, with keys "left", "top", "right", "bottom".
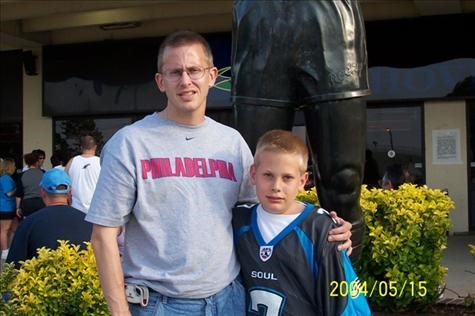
{"left": 233, "top": 203, "right": 371, "bottom": 316}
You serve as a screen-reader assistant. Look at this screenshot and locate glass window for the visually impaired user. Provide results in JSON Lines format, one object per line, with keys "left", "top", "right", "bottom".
{"left": 0, "top": 50, "right": 23, "bottom": 168}
{"left": 365, "top": 104, "right": 424, "bottom": 187}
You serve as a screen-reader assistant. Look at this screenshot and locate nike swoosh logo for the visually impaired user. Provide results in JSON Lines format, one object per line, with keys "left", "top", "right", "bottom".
{"left": 185, "top": 137, "right": 194, "bottom": 140}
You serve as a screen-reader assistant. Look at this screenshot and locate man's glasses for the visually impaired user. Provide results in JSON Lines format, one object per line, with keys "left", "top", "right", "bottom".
{"left": 160, "top": 66, "right": 212, "bottom": 82}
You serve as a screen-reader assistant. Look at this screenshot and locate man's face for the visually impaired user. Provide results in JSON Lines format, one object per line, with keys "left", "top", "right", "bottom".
{"left": 155, "top": 43, "right": 217, "bottom": 123}
{"left": 38, "top": 155, "right": 45, "bottom": 168}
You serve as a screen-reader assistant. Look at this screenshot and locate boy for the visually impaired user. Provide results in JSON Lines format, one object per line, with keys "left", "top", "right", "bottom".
{"left": 233, "top": 130, "right": 371, "bottom": 315}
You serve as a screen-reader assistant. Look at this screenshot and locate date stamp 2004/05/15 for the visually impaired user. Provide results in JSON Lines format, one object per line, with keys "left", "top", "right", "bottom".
{"left": 330, "top": 280, "right": 428, "bottom": 298}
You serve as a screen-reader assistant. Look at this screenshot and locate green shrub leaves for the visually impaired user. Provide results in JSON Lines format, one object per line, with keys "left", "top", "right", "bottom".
{"left": 298, "top": 184, "right": 453, "bottom": 312}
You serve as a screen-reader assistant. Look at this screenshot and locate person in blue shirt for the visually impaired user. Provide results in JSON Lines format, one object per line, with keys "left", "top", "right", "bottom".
{"left": 0, "top": 158, "right": 17, "bottom": 260}
{"left": 233, "top": 130, "right": 371, "bottom": 315}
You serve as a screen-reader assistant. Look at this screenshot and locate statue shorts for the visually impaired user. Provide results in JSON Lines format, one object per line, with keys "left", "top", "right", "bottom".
{"left": 231, "top": 0, "right": 370, "bottom": 106}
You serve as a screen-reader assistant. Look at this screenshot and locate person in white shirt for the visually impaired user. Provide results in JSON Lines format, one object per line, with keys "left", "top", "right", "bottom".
{"left": 65, "top": 135, "right": 101, "bottom": 213}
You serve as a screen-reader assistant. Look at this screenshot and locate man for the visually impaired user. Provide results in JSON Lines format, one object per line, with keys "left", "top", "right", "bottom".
{"left": 65, "top": 135, "right": 101, "bottom": 213}
{"left": 232, "top": 0, "right": 370, "bottom": 260}
{"left": 6, "top": 168, "right": 92, "bottom": 268}
{"left": 86, "top": 31, "right": 352, "bottom": 316}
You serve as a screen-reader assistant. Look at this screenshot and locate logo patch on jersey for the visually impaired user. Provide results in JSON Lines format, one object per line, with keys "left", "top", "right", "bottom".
{"left": 259, "top": 246, "right": 273, "bottom": 262}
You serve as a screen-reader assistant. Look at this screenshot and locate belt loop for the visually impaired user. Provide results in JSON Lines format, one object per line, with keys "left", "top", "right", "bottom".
{"left": 160, "top": 293, "right": 168, "bottom": 304}
{"left": 204, "top": 297, "right": 214, "bottom": 316}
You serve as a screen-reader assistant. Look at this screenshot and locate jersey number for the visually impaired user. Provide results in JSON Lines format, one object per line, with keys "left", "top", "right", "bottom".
{"left": 249, "top": 288, "right": 285, "bottom": 316}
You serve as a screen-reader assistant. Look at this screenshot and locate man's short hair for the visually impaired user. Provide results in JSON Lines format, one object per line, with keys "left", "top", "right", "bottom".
{"left": 80, "top": 135, "right": 97, "bottom": 150}
{"left": 32, "top": 149, "right": 45, "bottom": 159}
{"left": 50, "top": 151, "right": 63, "bottom": 167}
{"left": 255, "top": 129, "right": 309, "bottom": 173}
{"left": 157, "top": 30, "right": 214, "bottom": 72}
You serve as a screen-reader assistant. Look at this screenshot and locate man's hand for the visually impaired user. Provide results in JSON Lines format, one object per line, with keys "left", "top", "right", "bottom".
{"left": 328, "top": 211, "right": 353, "bottom": 256}
{"left": 91, "top": 225, "right": 131, "bottom": 316}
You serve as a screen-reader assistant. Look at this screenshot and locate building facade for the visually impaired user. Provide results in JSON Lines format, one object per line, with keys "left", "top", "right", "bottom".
{"left": 1, "top": 3, "right": 474, "bottom": 232}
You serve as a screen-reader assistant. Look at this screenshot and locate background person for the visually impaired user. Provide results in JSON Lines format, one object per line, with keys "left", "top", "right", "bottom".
{"left": 16, "top": 152, "right": 45, "bottom": 218}
{"left": 21, "top": 149, "right": 46, "bottom": 172}
{"left": 65, "top": 135, "right": 101, "bottom": 213}
{"left": 380, "top": 163, "right": 405, "bottom": 190}
{"left": 50, "top": 151, "right": 66, "bottom": 170}
{"left": 6, "top": 168, "right": 92, "bottom": 268}
{"left": 363, "top": 149, "right": 380, "bottom": 189}
{"left": 0, "top": 158, "right": 17, "bottom": 260}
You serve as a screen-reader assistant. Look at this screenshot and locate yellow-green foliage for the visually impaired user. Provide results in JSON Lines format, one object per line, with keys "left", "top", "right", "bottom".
{"left": 298, "top": 184, "right": 454, "bottom": 312}
{"left": 470, "top": 244, "right": 475, "bottom": 260}
{"left": 1, "top": 241, "right": 108, "bottom": 316}
{"left": 0, "top": 263, "right": 18, "bottom": 316}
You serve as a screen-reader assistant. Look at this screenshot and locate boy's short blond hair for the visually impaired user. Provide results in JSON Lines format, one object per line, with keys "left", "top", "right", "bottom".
{"left": 255, "top": 130, "right": 309, "bottom": 173}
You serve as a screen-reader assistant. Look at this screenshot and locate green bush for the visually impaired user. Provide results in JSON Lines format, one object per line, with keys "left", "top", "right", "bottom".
{"left": 0, "top": 241, "right": 108, "bottom": 316}
{"left": 298, "top": 184, "right": 454, "bottom": 312}
{"left": 470, "top": 244, "right": 475, "bottom": 260}
{"left": 0, "top": 262, "right": 18, "bottom": 316}
{"left": 0, "top": 185, "right": 455, "bottom": 314}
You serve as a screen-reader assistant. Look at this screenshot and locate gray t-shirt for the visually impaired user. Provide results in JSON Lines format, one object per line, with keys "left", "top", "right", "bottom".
{"left": 19, "top": 168, "right": 43, "bottom": 200}
{"left": 86, "top": 113, "right": 256, "bottom": 298}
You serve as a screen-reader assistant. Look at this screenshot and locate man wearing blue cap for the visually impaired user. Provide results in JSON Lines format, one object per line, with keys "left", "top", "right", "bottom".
{"left": 6, "top": 168, "right": 92, "bottom": 268}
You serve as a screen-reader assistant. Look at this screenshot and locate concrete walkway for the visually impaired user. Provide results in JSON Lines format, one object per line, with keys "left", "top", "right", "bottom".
{"left": 441, "top": 234, "right": 475, "bottom": 299}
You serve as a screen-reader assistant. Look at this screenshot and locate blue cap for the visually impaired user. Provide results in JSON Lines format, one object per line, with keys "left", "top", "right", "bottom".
{"left": 40, "top": 168, "right": 71, "bottom": 194}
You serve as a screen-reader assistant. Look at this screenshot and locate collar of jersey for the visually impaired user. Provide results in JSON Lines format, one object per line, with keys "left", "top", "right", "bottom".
{"left": 251, "top": 202, "right": 314, "bottom": 246}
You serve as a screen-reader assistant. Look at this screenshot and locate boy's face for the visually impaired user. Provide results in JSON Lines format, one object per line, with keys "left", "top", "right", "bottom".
{"left": 251, "top": 151, "right": 308, "bottom": 215}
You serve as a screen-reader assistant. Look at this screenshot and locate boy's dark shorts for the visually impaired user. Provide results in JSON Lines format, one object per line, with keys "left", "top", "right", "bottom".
{"left": 231, "top": 0, "right": 370, "bottom": 107}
